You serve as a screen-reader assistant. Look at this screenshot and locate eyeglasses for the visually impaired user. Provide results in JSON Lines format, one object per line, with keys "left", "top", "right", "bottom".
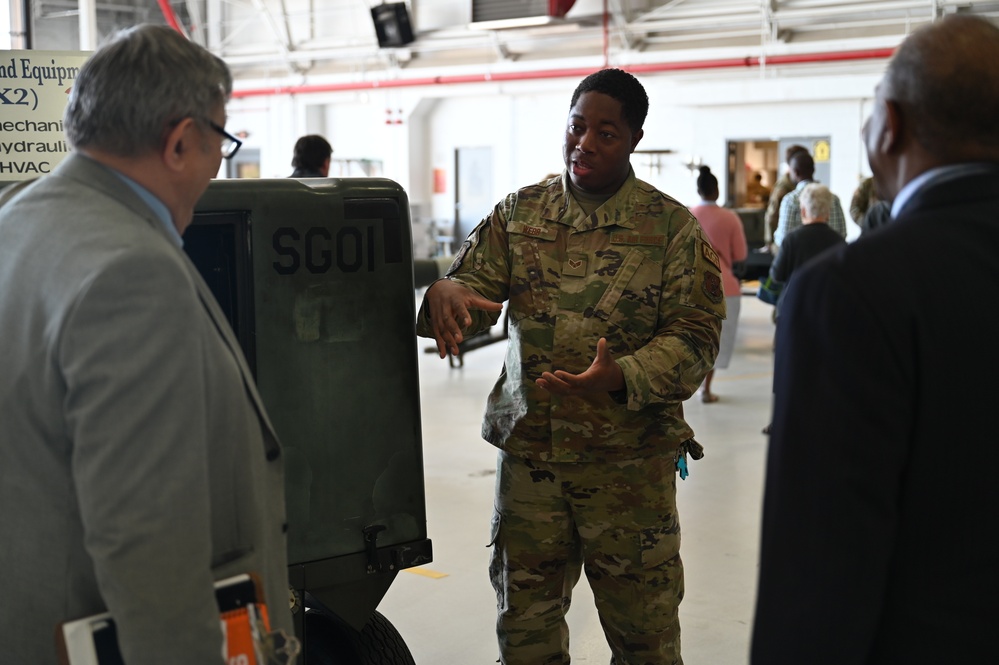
{"left": 204, "top": 119, "right": 242, "bottom": 159}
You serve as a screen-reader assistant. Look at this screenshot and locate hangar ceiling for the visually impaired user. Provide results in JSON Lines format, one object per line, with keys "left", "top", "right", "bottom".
{"left": 22, "top": 0, "right": 999, "bottom": 83}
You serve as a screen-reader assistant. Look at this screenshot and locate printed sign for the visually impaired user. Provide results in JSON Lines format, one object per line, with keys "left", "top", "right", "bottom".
{"left": 0, "top": 50, "right": 90, "bottom": 180}
{"left": 813, "top": 139, "right": 831, "bottom": 163}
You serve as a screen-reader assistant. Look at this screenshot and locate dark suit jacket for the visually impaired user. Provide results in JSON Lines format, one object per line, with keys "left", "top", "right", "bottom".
{"left": 769, "top": 223, "right": 846, "bottom": 316}
{"left": 751, "top": 165, "right": 999, "bottom": 664}
{"left": 0, "top": 155, "right": 292, "bottom": 664}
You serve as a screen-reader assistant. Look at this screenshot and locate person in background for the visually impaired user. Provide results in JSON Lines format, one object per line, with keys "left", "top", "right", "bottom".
{"left": 762, "top": 145, "right": 809, "bottom": 330}
{"left": 0, "top": 25, "right": 293, "bottom": 664}
{"left": 752, "top": 14, "right": 999, "bottom": 665}
{"left": 747, "top": 171, "right": 771, "bottom": 207}
{"left": 848, "top": 175, "right": 879, "bottom": 225}
{"left": 860, "top": 198, "right": 892, "bottom": 235}
{"left": 690, "top": 165, "right": 748, "bottom": 403}
{"left": 768, "top": 183, "right": 845, "bottom": 319}
{"left": 418, "top": 68, "right": 724, "bottom": 665}
{"left": 759, "top": 183, "right": 845, "bottom": 436}
{"left": 764, "top": 144, "right": 808, "bottom": 245}
{"left": 772, "top": 151, "right": 847, "bottom": 246}
{"left": 290, "top": 133, "right": 333, "bottom": 177}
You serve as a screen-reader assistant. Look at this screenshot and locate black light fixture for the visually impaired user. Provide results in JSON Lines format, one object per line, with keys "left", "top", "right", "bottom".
{"left": 370, "top": 3, "right": 415, "bottom": 48}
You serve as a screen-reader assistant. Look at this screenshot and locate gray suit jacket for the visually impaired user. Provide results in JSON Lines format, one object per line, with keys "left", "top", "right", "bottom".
{"left": 0, "top": 154, "right": 292, "bottom": 664}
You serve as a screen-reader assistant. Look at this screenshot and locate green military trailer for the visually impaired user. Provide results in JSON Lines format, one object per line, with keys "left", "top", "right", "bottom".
{"left": 189, "top": 177, "right": 432, "bottom": 664}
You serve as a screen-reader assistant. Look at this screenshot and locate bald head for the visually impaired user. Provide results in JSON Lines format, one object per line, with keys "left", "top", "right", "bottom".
{"left": 885, "top": 15, "right": 999, "bottom": 158}
{"left": 864, "top": 15, "right": 999, "bottom": 200}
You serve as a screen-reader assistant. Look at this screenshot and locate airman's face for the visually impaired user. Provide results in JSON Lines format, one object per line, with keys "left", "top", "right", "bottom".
{"left": 562, "top": 92, "right": 643, "bottom": 195}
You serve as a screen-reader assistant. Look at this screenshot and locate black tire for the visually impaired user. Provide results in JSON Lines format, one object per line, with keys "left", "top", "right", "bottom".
{"left": 304, "top": 609, "right": 417, "bottom": 665}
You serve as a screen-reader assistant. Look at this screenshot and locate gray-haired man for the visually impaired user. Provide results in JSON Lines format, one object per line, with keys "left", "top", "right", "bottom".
{"left": 0, "top": 25, "right": 292, "bottom": 664}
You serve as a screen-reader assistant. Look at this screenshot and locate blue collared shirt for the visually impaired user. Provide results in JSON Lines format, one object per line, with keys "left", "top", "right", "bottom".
{"left": 110, "top": 170, "right": 183, "bottom": 248}
{"left": 891, "top": 163, "right": 997, "bottom": 219}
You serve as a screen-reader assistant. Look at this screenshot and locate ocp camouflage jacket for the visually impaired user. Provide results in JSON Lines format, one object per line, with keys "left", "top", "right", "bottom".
{"left": 418, "top": 169, "right": 724, "bottom": 463}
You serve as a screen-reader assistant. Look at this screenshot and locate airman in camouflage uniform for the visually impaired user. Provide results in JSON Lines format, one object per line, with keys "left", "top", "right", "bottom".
{"left": 849, "top": 175, "right": 879, "bottom": 225}
{"left": 417, "top": 68, "right": 724, "bottom": 665}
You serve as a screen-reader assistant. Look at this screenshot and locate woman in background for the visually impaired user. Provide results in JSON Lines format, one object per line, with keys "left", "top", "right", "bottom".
{"left": 690, "top": 165, "right": 748, "bottom": 403}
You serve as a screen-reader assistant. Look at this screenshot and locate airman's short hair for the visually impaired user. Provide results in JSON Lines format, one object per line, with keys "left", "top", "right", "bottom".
{"left": 569, "top": 69, "right": 649, "bottom": 134}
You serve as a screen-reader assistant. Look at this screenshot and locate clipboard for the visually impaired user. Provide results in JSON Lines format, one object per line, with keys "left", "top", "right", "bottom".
{"left": 56, "top": 573, "right": 266, "bottom": 665}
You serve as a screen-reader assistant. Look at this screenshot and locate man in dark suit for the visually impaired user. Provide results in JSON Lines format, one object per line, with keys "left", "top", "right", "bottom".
{"left": 0, "top": 26, "right": 292, "bottom": 664}
{"left": 751, "top": 14, "right": 999, "bottom": 665}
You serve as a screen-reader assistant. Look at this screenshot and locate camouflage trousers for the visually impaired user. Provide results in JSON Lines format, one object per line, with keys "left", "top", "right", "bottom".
{"left": 489, "top": 450, "right": 684, "bottom": 665}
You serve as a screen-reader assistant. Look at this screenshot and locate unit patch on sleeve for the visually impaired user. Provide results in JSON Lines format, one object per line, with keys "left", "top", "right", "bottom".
{"left": 702, "top": 271, "right": 724, "bottom": 304}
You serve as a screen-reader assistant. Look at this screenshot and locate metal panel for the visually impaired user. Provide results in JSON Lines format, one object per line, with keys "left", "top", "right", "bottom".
{"left": 190, "top": 178, "right": 429, "bottom": 574}
{"left": 472, "top": 0, "right": 549, "bottom": 23}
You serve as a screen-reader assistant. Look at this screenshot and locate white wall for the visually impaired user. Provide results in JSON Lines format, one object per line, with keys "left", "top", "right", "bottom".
{"left": 226, "top": 66, "right": 886, "bottom": 242}
{"left": 425, "top": 85, "right": 571, "bottom": 222}
{"left": 227, "top": 94, "right": 297, "bottom": 177}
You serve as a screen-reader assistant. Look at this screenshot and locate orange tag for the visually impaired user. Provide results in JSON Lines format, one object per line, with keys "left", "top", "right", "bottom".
{"left": 221, "top": 603, "right": 270, "bottom": 665}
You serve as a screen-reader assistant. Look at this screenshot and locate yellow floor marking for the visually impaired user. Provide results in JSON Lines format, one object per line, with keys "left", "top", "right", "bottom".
{"left": 404, "top": 567, "right": 449, "bottom": 579}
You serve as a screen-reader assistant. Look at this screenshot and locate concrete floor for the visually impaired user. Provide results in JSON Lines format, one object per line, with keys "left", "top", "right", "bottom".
{"left": 379, "top": 294, "right": 776, "bottom": 664}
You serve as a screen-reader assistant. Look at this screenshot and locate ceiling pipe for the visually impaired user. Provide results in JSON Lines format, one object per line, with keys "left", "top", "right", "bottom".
{"left": 638, "top": 0, "right": 745, "bottom": 23}
{"left": 231, "top": 46, "right": 894, "bottom": 99}
{"left": 219, "top": 10, "right": 910, "bottom": 69}
{"left": 156, "top": 0, "right": 187, "bottom": 36}
{"left": 774, "top": 0, "right": 932, "bottom": 20}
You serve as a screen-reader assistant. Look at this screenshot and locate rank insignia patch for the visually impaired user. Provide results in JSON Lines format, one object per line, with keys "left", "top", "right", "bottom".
{"left": 563, "top": 254, "right": 588, "bottom": 277}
